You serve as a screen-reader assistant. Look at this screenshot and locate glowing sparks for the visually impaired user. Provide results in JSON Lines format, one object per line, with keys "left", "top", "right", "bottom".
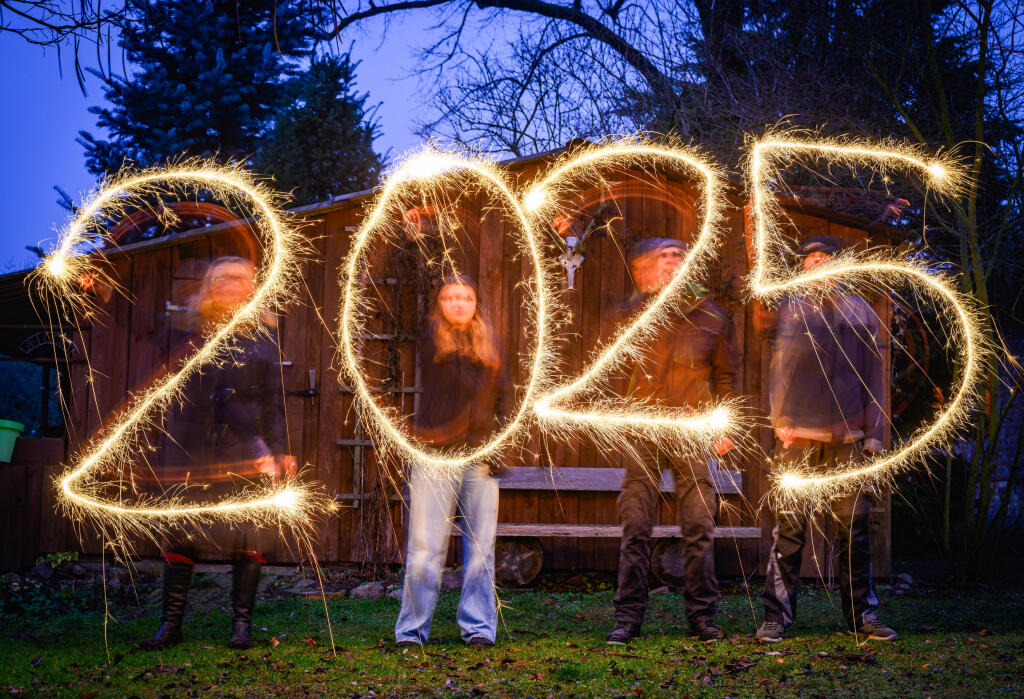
{"left": 748, "top": 136, "right": 983, "bottom": 504}
{"left": 340, "top": 140, "right": 746, "bottom": 476}
{"left": 528, "top": 140, "right": 741, "bottom": 459}
{"left": 708, "top": 406, "right": 730, "bottom": 431}
{"left": 524, "top": 188, "right": 546, "bottom": 212}
{"left": 32, "top": 159, "right": 327, "bottom": 550}
{"left": 398, "top": 152, "right": 459, "bottom": 182}
{"left": 45, "top": 256, "right": 67, "bottom": 278}
{"left": 271, "top": 487, "right": 301, "bottom": 511}
{"left": 339, "top": 148, "right": 553, "bottom": 474}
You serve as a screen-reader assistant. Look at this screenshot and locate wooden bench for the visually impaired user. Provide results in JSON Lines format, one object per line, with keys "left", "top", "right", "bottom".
{"left": 493, "top": 465, "right": 760, "bottom": 585}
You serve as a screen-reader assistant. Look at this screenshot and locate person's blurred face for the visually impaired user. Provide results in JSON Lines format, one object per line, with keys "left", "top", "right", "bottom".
{"left": 802, "top": 251, "right": 831, "bottom": 271}
{"left": 438, "top": 283, "right": 477, "bottom": 328}
{"left": 631, "top": 246, "right": 686, "bottom": 294}
{"left": 208, "top": 262, "right": 256, "bottom": 317}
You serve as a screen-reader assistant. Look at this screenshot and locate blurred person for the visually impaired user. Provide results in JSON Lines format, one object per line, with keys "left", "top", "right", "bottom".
{"left": 395, "top": 275, "right": 511, "bottom": 648}
{"left": 139, "top": 256, "right": 293, "bottom": 651}
{"left": 755, "top": 236, "right": 897, "bottom": 643}
{"left": 606, "top": 237, "right": 738, "bottom": 645}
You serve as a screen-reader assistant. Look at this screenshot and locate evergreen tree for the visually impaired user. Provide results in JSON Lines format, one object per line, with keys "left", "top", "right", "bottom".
{"left": 259, "top": 54, "right": 383, "bottom": 205}
{"left": 77, "top": 0, "right": 312, "bottom": 176}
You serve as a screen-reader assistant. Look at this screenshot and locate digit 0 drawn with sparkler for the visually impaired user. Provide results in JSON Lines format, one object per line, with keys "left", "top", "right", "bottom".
{"left": 338, "top": 151, "right": 554, "bottom": 474}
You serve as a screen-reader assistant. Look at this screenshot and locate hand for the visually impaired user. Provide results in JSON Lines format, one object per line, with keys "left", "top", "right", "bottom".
{"left": 861, "top": 438, "right": 884, "bottom": 457}
{"left": 254, "top": 454, "right": 280, "bottom": 479}
{"left": 881, "top": 198, "right": 911, "bottom": 222}
{"left": 776, "top": 426, "right": 795, "bottom": 449}
{"left": 714, "top": 436, "right": 735, "bottom": 456}
{"left": 278, "top": 454, "right": 298, "bottom": 480}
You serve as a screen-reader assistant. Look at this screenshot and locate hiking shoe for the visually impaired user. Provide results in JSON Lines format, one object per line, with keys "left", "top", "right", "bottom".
{"left": 466, "top": 636, "right": 494, "bottom": 647}
{"left": 755, "top": 620, "right": 786, "bottom": 643}
{"left": 855, "top": 616, "right": 898, "bottom": 641}
{"left": 395, "top": 639, "right": 420, "bottom": 648}
{"left": 606, "top": 621, "right": 641, "bottom": 645}
{"left": 692, "top": 619, "right": 725, "bottom": 642}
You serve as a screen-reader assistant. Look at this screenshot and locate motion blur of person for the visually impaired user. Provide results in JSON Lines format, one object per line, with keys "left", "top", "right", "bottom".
{"left": 139, "top": 256, "right": 293, "bottom": 651}
{"left": 606, "top": 238, "right": 738, "bottom": 646}
{"left": 395, "top": 275, "right": 511, "bottom": 648}
{"left": 755, "top": 236, "right": 897, "bottom": 643}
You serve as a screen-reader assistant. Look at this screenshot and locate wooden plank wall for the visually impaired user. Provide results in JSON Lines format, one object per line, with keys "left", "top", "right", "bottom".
{"left": 13, "top": 157, "right": 891, "bottom": 578}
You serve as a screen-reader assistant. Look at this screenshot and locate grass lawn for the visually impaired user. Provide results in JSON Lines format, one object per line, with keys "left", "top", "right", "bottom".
{"left": 1, "top": 573, "right": 1022, "bottom": 698}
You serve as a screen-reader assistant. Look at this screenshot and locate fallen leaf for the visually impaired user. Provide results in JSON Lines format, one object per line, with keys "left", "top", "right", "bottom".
{"left": 725, "top": 657, "right": 757, "bottom": 673}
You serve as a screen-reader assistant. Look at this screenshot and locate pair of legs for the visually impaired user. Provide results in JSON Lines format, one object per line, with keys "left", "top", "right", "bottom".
{"left": 614, "top": 448, "right": 720, "bottom": 633}
{"left": 140, "top": 525, "right": 270, "bottom": 650}
{"left": 761, "top": 441, "right": 879, "bottom": 632}
{"left": 395, "top": 464, "right": 499, "bottom": 644}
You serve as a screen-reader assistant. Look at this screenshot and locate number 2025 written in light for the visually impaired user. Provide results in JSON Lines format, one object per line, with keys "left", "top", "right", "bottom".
{"left": 40, "top": 134, "right": 980, "bottom": 534}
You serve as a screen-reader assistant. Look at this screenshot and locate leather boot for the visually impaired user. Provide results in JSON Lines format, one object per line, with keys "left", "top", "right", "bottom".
{"left": 139, "top": 559, "right": 193, "bottom": 649}
{"left": 228, "top": 557, "right": 261, "bottom": 649}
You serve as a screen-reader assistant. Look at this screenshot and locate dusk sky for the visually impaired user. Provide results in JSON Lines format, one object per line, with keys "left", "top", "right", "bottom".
{"left": 0, "top": 16, "right": 436, "bottom": 272}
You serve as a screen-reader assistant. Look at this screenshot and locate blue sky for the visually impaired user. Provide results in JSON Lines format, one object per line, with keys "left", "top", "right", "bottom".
{"left": 0, "top": 15, "right": 436, "bottom": 272}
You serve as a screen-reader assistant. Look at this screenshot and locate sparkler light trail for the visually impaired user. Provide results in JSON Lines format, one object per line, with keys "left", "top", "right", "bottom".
{"left": 527, "top": 140, "right": 742, "bottom": 459}
{"left": 338, "top": 149, "right": 555, "bottom": 474}
{"left": 748, "top": 136, "right": 986, "bottom": 504}
{"left": 340, "top": 140, "right": 749, "bottom": 476}
{"left": 32, "top": 160, "right": 329, "bottom": 548}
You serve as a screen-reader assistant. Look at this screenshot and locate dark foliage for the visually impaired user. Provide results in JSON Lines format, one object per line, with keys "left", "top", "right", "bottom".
{"left": 259, "top": 53, "right": 383, "bottom": 205}
{"left": 76, "top": 0, "right": 313, "bottom": 176}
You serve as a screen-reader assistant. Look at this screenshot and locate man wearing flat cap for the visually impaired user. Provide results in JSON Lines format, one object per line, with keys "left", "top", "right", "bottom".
{"left": 606, "top": 237, "right": 738, "bottom": 645}
{"left": 756, "top": 235, "right": 898, "bottom": 643}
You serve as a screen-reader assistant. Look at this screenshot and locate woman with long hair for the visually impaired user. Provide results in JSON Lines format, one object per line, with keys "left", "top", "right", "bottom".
{"left": 139, "top": 256, "right": 291, "bottom": 651}
{"left": 395, "top": 274, "right": 511, "bottom": 647}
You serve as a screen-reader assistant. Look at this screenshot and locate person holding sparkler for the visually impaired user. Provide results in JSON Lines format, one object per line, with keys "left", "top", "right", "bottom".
{"left": 395, "top": 274, "right": 512, "bottom": 648}
{"left": 139, "top": 256, "right": 292, "bottom": 651}
{"left": 606, "top": 238, "right": 738, "bottom": 645}
{"left": 755, "top": 235, "right": 898, "bottom": 643}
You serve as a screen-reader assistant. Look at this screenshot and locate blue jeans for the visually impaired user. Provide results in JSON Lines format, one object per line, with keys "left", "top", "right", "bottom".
{"left": 395, "top": 464, "right": 499, "bottom": 643}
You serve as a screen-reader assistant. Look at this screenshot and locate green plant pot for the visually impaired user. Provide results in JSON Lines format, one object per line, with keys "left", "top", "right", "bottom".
{"left": 0, "top": 420, "right": 25, "bottom": 463}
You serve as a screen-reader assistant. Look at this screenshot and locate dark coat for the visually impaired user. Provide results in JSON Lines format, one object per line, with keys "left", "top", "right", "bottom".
{"left": 769, "top": 293, "right": 885, "bottom": 450}
{"left": 151, "top": 328, "right": 286, "bottom": 489}
{"left": 412, "top": 329, "right": 512, "bottom": 451}
{"left": 619, "top": 288, "right": 738, "bottom": 407}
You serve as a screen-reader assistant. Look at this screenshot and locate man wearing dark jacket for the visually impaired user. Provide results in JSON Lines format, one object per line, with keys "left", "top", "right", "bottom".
{"left": 607, "top": 237, "right": 738, "bottom": 645}
{"left": 756, "top": 235, "right": 898, "bottom": 643}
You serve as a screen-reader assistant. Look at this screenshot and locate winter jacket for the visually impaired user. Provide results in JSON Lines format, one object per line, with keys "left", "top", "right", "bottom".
{"left": 412, "top": 329, "right": 512, "bottom": 450}
{"left": 152, "top": 328, "right": 287, "bottom": 488}
{"left": 769, "top": 292, "right": 885, "bottom": 451}
{"left": 618, "top": 287, "right": 738, "bottom": 408}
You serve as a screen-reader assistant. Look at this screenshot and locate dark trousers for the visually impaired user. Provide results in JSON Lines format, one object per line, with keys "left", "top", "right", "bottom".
{"left": 613, "top": 449, "right": 719, "bottom": 626}
{"left": 761, "top": 441, "right": 879, "bottom": 629}
{"left": 163, "top": 523, "right": 274, "bottom": 562}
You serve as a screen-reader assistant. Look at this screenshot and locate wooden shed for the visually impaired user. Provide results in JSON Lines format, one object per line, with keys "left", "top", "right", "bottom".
{"left": 0, "top": 147, "right": 898, "bottom": 580}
